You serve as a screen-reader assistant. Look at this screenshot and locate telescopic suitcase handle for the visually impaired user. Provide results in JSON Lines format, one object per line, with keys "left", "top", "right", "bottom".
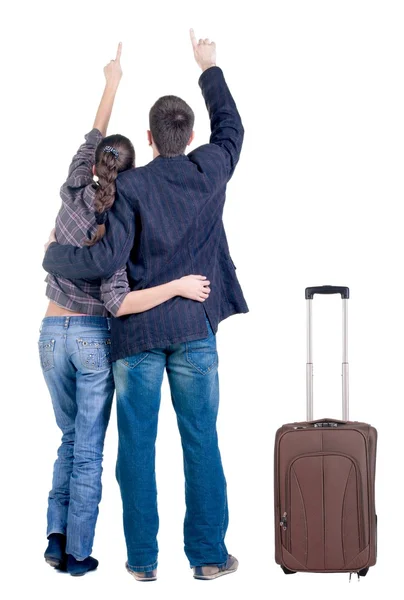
{"left": 305, "top": 285, "right": 350, "bottom": 422}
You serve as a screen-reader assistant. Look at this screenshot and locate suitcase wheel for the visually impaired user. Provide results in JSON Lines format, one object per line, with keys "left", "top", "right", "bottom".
{"left": 358, "top": 567, "right": 369, "bottom": 577}
{"left": 281, "top": 565, "right": 296, "bottom": 575}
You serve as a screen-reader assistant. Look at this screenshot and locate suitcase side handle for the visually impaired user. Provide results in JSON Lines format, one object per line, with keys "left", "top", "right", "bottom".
{"left": 305, "top": 286, "right": 350, "bottom": 299}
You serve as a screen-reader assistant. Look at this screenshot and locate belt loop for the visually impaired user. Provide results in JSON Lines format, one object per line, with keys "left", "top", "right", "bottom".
{"left": 107, "top": 317, "right": 111, "bottom": 331}
{"left": 64, "top": 316, "right": 70, "bottom": 329}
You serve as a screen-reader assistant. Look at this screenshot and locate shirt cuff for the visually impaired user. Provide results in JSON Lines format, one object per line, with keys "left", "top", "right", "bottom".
{"left": 102, "top": 292, "right": 129, "bottom": 317}
{"left": 85, "top": 128, "right": 104, "bottom": 145}
{"left": 198, "top": 65, "right": 223, "bottom": 88}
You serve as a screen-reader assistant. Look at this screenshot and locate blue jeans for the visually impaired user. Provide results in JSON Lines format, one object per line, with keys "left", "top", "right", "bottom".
{"left": 39, "top": 316, "right": 114, "bottom": 560}
{"left": 114, "top": 317, "right": 228, "bottom": 572}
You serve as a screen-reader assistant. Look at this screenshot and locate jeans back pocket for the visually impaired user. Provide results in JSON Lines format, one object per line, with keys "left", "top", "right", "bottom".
{"left": 77, "top": 337, "right": 111, "bottom": 371}
{"left": 186, "top": 321, "right": 218, "bottom": 376}
{"left": 38, "top": 339, "right": 55, "bottom": 372}
{"left": 120, "top": 352, "right": 150, "bottom": 369}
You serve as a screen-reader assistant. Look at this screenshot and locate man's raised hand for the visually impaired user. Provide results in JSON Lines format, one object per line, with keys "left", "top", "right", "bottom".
{"left": 104, "top": 42, "right": 123, "bottom": 87}
{"left": 190, "top": 29, "right": 216, "bottom": 72}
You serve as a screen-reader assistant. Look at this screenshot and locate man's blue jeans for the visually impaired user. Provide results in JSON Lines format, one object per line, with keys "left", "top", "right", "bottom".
{"left": 114, "top": 318, "right": 228, "bottom": 573}
{"left": 39, "top": 316, "right": 114, "bottom": 560}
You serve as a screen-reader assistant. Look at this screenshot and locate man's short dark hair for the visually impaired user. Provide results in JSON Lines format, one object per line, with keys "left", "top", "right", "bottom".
{"left": 149, "top": 95, "right": 195, "bottom": 157}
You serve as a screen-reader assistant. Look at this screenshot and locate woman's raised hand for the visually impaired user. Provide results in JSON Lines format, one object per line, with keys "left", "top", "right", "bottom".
{"left": 104, "top": 42, "right": 123, "bottom": 87}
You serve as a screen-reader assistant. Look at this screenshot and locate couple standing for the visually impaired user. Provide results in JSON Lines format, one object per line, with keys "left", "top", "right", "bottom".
{"left": 41, "top": 30, "right": 248, "bottom": 581}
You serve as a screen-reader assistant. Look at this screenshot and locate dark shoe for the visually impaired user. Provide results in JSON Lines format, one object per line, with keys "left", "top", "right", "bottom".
{"left": 125, "top": 562, "right": 157, "bottom": 582}
{"left": 67, "top": 554, "right": 99, "bottom": 577}
{"left": 44, "top": 533, "right": 66, "bottom": 569}
{"left": 193, "top": 555, "right": 239, "bottom": 580}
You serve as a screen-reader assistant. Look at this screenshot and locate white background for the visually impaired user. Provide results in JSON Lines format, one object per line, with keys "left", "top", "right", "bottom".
{"left": 1, "top": 1, "right": 403, "bottom": 599}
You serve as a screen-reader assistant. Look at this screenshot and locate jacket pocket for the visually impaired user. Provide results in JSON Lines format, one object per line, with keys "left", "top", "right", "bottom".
{"left": 38, "top": 339, "right": 55, "bottom": 372}
{"left": 226, "top": 255, "right": 237, "bottom": 270}
{"left": 77, "top": 337, "right": 111, "bottom": 371}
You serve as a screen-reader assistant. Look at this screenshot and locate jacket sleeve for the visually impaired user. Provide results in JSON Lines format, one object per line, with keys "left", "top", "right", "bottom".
{"left": 43, "top": 180, "right": 135, "bottom": 280}
{"left": 198, "top": 66, "right": 244, "bottom": 181}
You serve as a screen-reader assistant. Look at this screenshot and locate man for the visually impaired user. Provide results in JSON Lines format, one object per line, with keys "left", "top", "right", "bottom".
{"left": 43, "top": 30, "right": 248, "bottom": 581}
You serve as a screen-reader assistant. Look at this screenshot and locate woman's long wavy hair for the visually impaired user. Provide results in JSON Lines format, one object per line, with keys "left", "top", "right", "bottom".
{"left": 85, "top": 134, "right": 135, "bottom": 246}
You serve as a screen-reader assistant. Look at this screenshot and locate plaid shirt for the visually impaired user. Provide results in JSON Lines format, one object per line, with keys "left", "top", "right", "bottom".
{"left": 46, "top": 129, "right": 130, "bottom": 316}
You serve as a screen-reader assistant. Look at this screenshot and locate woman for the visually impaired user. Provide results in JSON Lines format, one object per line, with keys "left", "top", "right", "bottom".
{"left": 40, "top": 43, "right": 210, "bottom": 577}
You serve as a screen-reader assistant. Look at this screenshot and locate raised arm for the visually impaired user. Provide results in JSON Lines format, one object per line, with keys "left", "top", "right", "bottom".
{"left": 93, "top": 42, "right": 123, "bottom": 136}
{"left": 190, "top": 29, "right": 244, "bottom": 180}
{"left": 43, "top": 181, "right": 135, "bottom": 280}
{"left": 64, "top": 43, "right": 123, "bottom": 191}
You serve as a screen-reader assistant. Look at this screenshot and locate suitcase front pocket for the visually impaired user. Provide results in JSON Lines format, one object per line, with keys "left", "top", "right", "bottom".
{"left": 282, "top": 452, "right": 365, "bottom": 571}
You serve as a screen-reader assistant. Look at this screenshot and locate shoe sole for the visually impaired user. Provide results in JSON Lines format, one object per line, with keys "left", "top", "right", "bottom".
{"left": 126, "top": 567, "right": 157, "bottom": 582}
{"left": 45, "top": 557, "right": 63, "bottom": 569}
{"left": 69, "top": 568, "right": 98, "bottom": 577}
{"left": 193, "top": 562, "right": 239, "bottom": 580}
{"left": 128, "top": 572, "right": 158, "bottom": 582}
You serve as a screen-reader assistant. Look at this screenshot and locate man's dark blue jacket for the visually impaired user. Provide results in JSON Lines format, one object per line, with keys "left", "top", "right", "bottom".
{"left": 43, "top": 66, "right": 248, "bottom": 361}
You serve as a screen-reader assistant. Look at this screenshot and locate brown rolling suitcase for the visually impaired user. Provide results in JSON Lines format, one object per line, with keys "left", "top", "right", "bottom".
{"left": 274, "top": 286, "right": 377, "bottom": 580}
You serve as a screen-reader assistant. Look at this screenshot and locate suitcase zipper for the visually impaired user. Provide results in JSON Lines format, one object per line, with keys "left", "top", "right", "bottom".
{"left": 284, "top": 477, "right": 292, "bottom": 552}
{"left": 284, "top": 452, "right": 365, "bottom": 555}
{"left": 279, "top": 512, "right": 288, "bottom": 549}
{"left": 280, "top": 512, "right": 288, "bottom": 530}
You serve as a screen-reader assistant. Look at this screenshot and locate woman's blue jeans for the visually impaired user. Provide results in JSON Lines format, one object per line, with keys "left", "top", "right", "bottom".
{"left": 39, "top": 316, "right": 114, "bottom": 560}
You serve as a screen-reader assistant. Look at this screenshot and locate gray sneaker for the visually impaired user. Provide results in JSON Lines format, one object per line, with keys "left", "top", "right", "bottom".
{"left": 193, "top": 555, "right": 239, "bottom": 580}
{"left": 125, "top": 562, "right": 157, "bottom": 582}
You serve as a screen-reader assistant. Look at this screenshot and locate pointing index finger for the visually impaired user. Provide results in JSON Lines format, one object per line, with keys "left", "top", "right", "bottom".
{"left": 115, "top": 42, "right": 122, "bottom": 61}
{"left": 190, "top": 28, "right": 197, "bottom": 49}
